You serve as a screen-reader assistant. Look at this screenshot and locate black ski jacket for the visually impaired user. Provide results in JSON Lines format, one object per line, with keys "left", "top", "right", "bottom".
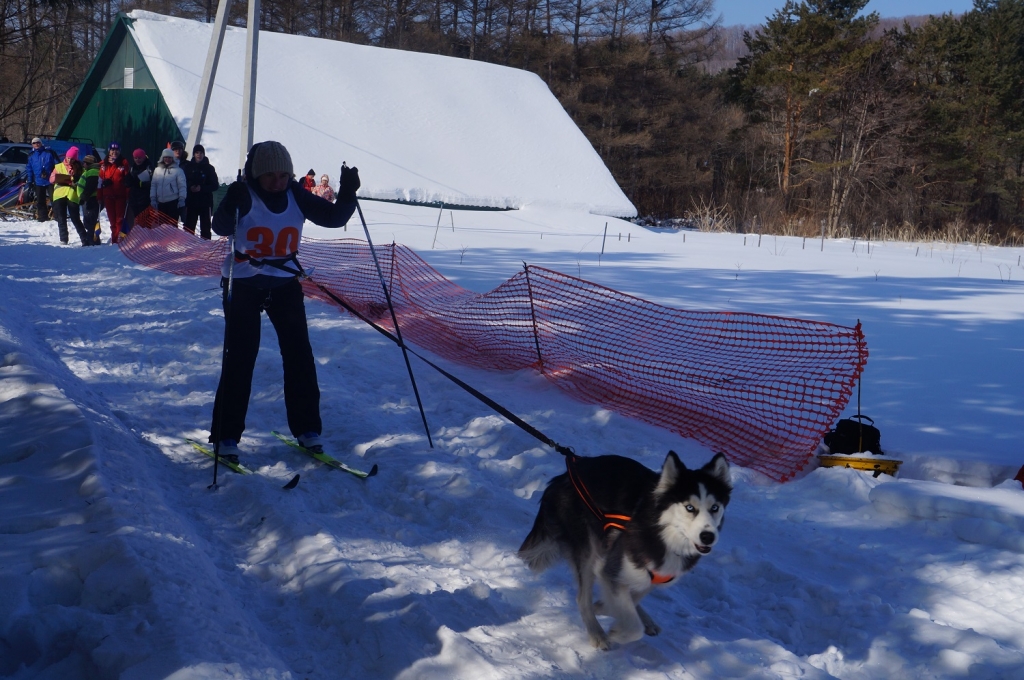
{"left": 183, "top": 157, "right": 220, "bottom": 208}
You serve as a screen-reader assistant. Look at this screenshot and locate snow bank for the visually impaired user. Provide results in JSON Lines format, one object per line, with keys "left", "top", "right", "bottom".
{"left": 0, "top": 325, "right": 291, "bottom": 678}
{"left": 126, "top": 11, "right": 636, "bottom": 217}
{"left": 871, "top": 478, "right": 1024, "bottom": 552}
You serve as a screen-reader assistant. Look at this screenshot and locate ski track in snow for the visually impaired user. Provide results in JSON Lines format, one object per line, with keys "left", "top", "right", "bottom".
{"left": 1, "top": 206, "right": 1024, "bottom": 679}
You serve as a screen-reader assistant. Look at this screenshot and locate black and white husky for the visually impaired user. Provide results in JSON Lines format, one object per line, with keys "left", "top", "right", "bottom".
{"left": 519, "top": 451, "right": 731, "bottom": 649}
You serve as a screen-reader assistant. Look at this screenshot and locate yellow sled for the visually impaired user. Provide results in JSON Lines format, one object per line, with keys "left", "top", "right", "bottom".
{"left": 817, "top": 453, "right": 902, "bottom": 478}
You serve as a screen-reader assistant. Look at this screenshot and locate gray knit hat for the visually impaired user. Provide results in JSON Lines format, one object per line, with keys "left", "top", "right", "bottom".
{"left": 250, "top": 141, "right": 293, "bottom": 178}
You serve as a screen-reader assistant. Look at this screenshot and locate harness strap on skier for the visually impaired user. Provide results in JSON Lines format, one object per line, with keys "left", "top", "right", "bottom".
{"left": 301, "top": 275, "right": 637, "bottom": 532}
{"left": 233, "top": 250, "right": 306, "bottom": 278}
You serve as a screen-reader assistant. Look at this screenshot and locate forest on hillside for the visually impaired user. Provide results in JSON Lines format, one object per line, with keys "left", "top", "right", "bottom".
{"left": 3, "top": 0, "right": 1024, "bottom": 242}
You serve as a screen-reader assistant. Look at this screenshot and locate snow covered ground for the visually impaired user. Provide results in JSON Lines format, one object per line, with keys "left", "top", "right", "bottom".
{"left": 1, "top": 204, "right": 1023, "bottom": 679}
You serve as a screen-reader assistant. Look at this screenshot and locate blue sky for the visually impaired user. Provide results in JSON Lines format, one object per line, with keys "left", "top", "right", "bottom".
{"left": 716, "top": 0, "right": 976, "bottom": 27}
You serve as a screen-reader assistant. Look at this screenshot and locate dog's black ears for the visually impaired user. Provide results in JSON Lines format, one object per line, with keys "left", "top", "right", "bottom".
{"left": 655, "top": 451, "right": 684, "bottom": 496}
{"left": 701, "top": 453, "right": 732, "bottom": 489}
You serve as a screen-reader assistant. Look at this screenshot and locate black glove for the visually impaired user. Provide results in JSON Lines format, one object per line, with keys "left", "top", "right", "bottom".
{"left": 221, "top": 179, "right": 249, "bottom": 211}
{"left": 339, "top": 164, "right": 360, "bottom": 201}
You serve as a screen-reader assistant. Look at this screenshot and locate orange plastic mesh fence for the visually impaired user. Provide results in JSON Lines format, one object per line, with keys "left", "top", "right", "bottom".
{"left": 121, "top": 209, "right": 867, "bottom": 481}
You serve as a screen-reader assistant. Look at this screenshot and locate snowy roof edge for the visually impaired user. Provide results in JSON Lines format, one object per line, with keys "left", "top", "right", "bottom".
{"left": 126, "top": 11, "right": 637, "bottom": 218}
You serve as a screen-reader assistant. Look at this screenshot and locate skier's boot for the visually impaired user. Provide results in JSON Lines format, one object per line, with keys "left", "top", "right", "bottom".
{"left": 297, "top": 432, "right": 323, "bottom": 454}
{"left": 216, "top": 439, "right": 242, "bottom": 465}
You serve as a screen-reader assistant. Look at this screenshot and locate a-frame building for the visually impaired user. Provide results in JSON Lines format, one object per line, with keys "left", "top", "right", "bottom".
{"left": 56, "top": 10, "right": 635, "bottom": 217}
{"left": 57, "top": 14, "right": 183, "bottom": 160}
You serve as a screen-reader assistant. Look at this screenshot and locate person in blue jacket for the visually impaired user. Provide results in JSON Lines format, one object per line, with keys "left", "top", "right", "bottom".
{"left": 208, "top": 140, "right": 360, "bottom": 463}
{"left": 25, "top": 137, "right": 56, "bottom": 221}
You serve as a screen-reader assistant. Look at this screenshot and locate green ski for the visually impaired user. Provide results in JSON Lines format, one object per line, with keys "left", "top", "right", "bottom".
{"left": 186, "top": 439, "right": 300, "bottom": 489}
{"left": 187, "top": 439, "right": 254, "bottom": 475}
{"left": 272, "top": 431, "right": 378, "bottom": 479}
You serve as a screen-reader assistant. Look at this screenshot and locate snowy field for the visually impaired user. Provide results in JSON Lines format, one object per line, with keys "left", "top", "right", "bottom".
{"left": 1, "top": 204, "right": 1024, "bottom": 679}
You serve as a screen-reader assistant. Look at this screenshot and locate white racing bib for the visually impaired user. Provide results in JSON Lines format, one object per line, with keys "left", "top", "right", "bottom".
{"left": 223, "top": 186, "right": 306, "bottom": 279}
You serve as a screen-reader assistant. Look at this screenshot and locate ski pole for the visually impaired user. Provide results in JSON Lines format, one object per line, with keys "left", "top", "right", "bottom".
{"left": 350, "top": 183, "right": 432, "bottom": 447}
{"left": 211, "top": 170, "right": 243, "bottom": 488}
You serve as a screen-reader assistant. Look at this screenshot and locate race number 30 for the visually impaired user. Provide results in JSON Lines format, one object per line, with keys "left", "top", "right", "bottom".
{"left": 245, "top": 226, "right": 300, "bottom": 257}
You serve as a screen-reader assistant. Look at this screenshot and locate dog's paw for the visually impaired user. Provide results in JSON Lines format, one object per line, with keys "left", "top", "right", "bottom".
{"left": 590, "top": 632, "right": 612, "bottom": 651}
{"left": 643, "top": 621, "right": 661, "bottom": 636}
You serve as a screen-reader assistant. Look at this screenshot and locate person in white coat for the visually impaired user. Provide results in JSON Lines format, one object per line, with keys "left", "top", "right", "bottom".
{"left": 150, "top": 148, "right": 186, "bottom": 223}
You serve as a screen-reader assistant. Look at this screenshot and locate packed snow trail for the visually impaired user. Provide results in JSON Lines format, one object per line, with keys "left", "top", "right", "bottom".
{"left": 1, "top": 210, "right": 1024, "bottom": 678}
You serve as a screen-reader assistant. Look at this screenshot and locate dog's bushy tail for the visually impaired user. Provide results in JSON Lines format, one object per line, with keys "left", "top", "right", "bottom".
{"left": 518, "top": 509, "right": 561, "bottom": 573}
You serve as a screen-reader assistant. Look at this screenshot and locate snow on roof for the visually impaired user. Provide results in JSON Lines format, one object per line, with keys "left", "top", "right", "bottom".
{"left": 126, "top": 11, "right": 636, "bottom": 217}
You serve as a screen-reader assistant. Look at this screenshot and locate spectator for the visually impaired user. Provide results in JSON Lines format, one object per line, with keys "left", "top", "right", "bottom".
{"left": 301, "top": 169, "right": 316, "bottom": 192}
{"left": 183, "top": 144, "right": 219, "bottom": 239}
{"left": 78, "top": 155, "right": 102, "bottom": 245}
{"left": 170, "top": 140, "right": 190, "bottom": 225}
{"left": 150, "top": 148, "right": 186, "bottom": 222}
{"left": 122, "top": 148, "right": 153, "bottom": 238}
{"left": 52, "top": 146, "right": 90, "bottom": 246}
{"left": 25, "top": 137, "right": 55, "bottom": 222}
{"left": 170, "top": 140, "right": 188, "bottom": 167}
{"left": 99, "top": 142, "right": 130, "bottom": 243}
{"left": 207, "top": 141, "right": 359, "bottom": 462}
{"left": 312, "top": 174, "right": 335, "bottom": 202}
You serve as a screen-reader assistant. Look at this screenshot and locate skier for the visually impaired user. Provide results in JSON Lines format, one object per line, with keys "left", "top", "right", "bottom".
{"left": 208, "top": 140, "right": 360, "bottom": 462}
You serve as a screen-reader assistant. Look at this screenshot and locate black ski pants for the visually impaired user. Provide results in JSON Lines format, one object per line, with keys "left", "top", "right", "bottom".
{"left": 81, "top": 197, "right": 100, "bottom": 244}
{"left": 53, "top": 197, "right": 89, "bottom": 245}
{"left": 156, "top": 201, "right": 180, "bottom": 224}
{"left": 34, "top": 184, "right": 50, "bottom": 221}
{"left": 209, "top": 277, "right": 322, "bottom": 444}
{"left": 122, "top": 198, "right": 149, "bottom": 237}
{"left": 184, "top": 202, "right": 212, "bottom": 239}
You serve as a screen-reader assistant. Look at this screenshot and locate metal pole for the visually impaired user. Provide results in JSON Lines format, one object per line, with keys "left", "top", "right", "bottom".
{"left": 432, "top": 202, "right": 443, "bottom": 249}
{"left": 211, "top": 181, "right": 242, "bottom": 489}
{"left": 857, "top": 318, "right": 863, "bottom": 453}
{"left": 599, "top": 222, "right": 607, "bottom": 264}
{"left": 186, "top": 0, "right": 233, "bottom": 152}
{"left": 354, "top": 198, "right": 433, "bottom": 447}
{"left": 523, "top": 263, "right": 544, "bottom": 371}
{"left": 239, "top": 0, "right": 261, "bottom": 169}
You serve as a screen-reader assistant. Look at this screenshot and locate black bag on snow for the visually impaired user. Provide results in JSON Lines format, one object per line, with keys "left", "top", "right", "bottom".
{"left": 824, "top": 414, "right": 883, "bottom": 455}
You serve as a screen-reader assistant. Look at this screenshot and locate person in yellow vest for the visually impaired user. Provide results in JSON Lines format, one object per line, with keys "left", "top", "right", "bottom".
{"left": 51, "top": 146, "right": 91, "bottom": 246}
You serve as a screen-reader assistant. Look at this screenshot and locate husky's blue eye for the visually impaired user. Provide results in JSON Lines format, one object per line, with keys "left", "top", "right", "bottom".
{"left": 711, "top": 505, "right": 719, "bottom": 513}
{"left": 685, "top": 504, "right": 696, "bottom": 513}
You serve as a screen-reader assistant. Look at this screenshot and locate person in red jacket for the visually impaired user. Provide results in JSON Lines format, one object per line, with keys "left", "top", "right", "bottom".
{"left": 99, "top": 142, "right": 130, "bottom": 243}
{"left": 301, "top": 169, "right": 316, "bottom": 192}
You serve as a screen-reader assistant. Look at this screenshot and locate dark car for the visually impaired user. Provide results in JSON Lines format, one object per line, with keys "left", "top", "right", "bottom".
{"left": 0, "top": 143, "right": 32, "bottom": 178}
